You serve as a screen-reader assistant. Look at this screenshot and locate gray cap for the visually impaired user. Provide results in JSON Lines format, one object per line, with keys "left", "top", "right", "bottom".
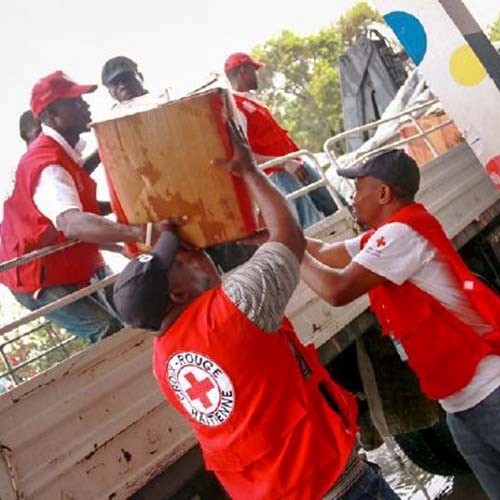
{"left": 113, "top": 232, "right": 179, "bottom": 331}
{"left": 101, "top": 56, "right": 138, "bottom": 86}
{"left": 337, "top": 149, "right": 420, "bottom": 197}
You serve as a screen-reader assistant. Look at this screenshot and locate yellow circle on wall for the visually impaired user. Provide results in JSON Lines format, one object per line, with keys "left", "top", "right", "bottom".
{"left": 449, "top": 45, "right": 487, "bottom": 86}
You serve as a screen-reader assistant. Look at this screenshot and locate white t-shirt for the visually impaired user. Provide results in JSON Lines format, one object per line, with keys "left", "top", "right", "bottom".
{"left": 345, "top": 222, "right": 500, "bottom": 413}
{"left": 32, "top": 125, "right": 84, "bottom": 227}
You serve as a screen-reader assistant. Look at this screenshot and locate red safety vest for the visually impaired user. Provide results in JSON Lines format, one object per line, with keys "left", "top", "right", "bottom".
{"left": 361, "top": 203, "right": 500, "bottom": 400}
{"left": 0, "top": 134, "right": 103, "bottom": 293}
{"left": 234, "top": 94, "right": 299, "bottom": 175}
{"left": 153, "top": 288, "right": 358, "bottom": 499}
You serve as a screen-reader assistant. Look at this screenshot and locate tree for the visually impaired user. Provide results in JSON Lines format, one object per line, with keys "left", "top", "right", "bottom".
{"left": 250, "top": 2, "right": 382, "bottom": 152}
{"left": 337, "top": 1, "right": 383, "bottom": 47}
{"left": 488, "top": 12, "right": 500, "bottom": 42}
{"left": 0, "top": 293, "right": 86, "bottom": 390}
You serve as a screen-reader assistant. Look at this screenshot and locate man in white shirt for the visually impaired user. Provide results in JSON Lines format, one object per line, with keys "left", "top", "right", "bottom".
{"left": 300, "top": 149, "right": 500, "bottom": 499}
{"left": 0, "top": 71, "right": 177, "bottom": 343}
{"left": 19, "top": 108, "right": 102, "bottom": 177}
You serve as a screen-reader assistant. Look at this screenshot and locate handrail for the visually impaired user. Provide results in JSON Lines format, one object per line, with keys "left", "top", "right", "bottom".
{"left": 0, "top": 274, "right": 118, "bottom": 337}
{"left": 350, "top": 118, "right": 453, "bottom": 167}
{"left": 0, "top": 145, "right": 344, "bottom": 346}
{"left": 324, "top": 98, "right": 445, "bottom": 169}
{"left": 0, "top": 98, "right": 454, "bottom": 343}
{"left": 324, "top": 98, "right": 439, "bottom": 155}
{"left": 0, "top": 240, "right": 80, "bottom": 273}
{"left": 260, "top": 149, "right": 347, "bottom": 209}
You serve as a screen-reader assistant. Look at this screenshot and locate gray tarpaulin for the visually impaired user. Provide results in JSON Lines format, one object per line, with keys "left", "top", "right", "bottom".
{"left": 339, "top": 32, "right": 407, "bottom": 152}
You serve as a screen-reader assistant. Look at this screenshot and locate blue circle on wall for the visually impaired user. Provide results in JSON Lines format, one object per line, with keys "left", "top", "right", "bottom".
{"left": 384, "top": 11, "right": 427, "bottom": 65}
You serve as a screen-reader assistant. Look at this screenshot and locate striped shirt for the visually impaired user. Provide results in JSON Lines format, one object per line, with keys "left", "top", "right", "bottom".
{"left": 222, "top": 241, "right": 300, "bottom": 332}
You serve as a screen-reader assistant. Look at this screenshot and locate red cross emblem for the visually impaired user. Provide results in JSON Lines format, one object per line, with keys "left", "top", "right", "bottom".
{"left": 184, "top": 371, "right": 215, "bottom": 409}
{"left": 376, "top": 237, "right": 386, "bottom": 248}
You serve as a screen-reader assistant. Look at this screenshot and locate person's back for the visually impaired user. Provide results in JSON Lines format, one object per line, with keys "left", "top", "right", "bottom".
{"left": 152, "top": 250, "right": 358, "bottom": 499}
{"left": 113, "top": 123, "right": 399, "bottom": 499}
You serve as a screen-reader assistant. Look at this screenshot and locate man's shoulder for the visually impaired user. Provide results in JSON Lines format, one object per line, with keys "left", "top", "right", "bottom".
{"left": 360, "top": 222, "right": 426, "bottom": 260}
{"left": 21, "top": 135, "right": 65, "bottom": 166}
{"left": 233, "top": 93, "right": 264, "bottom": 113}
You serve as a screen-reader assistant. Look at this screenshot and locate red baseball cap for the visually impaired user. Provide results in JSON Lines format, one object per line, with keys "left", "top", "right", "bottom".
{"left": 224, "top": 52, "right": 264, "bottom": 74}
{"left": 30, "top": 70, "right": 97, "bottom": 117}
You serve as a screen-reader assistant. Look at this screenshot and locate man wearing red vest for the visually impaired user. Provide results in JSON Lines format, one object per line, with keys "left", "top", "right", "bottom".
{"left": 224, "top": 52, "right": 338, "bottom": 229}
{"left": 0, "top": 71, "right": 172, "bottom": 344}
{"left": 19, "top": 109, "right": 101, "bottom": 174}
{"left": 300, "top": 149, "right": 500, "bottom": 499}
{"left": 112, "top": 123, "right": 398, "bottom": 499}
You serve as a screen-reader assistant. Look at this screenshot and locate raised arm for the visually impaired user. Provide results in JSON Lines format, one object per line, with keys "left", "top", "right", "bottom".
{"left": 214, "top": 121, "right": 305, "bottom": 261}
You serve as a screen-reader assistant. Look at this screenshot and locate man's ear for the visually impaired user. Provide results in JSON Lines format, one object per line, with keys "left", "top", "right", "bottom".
{"left": 378, "top": 184, "right": 392, "bottom": 205}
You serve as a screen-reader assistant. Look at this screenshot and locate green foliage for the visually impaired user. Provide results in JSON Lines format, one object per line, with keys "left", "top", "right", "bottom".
{"left": 337, "top": 1, "right": 383, "bottom": 47}
{"left": 0, "top": 295, "right": 86, "bottom": 392}
{"left": 488, "top": 12, "right": 500, "bottom": 42}
{"left": 250, "top": 1, "right": 382, "bottom": 152}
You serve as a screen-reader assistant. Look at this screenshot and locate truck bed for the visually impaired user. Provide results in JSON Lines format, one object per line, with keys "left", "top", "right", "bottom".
{"left": 0, "top": 143, "right": 499, "bottom": 499}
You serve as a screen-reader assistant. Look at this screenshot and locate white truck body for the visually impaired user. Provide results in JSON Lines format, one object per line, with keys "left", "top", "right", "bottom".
{"left": 1, "top": 138, "right": 499, "bottom": 499}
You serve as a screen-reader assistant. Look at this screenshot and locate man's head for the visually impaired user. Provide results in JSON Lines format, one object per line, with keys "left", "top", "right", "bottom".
{"left": 113, "top": 232, "right": 220, "bottom": 331}
{"left": 19, "top": 110, "right": 41, "bottom": 146}
{"left": 31, "top": 71, "right": 96, "bottom": 136}
{"left": 224, "top": 52, "right": 264, "bottom": 92}
{"left": 101, "top": 56, "right": 147, "bottom": 103}
{"left": 337, "top": 149, "right": 420, "bottom": 228}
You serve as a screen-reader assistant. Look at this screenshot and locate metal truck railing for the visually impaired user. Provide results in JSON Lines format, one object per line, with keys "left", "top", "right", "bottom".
{"left": 324, "top": 98, "right": 450, "bottom": 167}
{"left": 0, "top": 100, "right": 457, "bottom": 390}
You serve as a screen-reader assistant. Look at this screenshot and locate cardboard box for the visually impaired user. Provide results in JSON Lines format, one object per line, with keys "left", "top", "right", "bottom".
{"left": 92, "top": 88, "right": 257, "bottom": 249}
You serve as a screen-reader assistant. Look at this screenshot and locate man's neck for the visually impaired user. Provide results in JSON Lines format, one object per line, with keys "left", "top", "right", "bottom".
{"left": 231, "top": 81, "right": 250, "bottom": 93}
{"left": 53, "top": 128, "right": 80, "bottom": 148}
{"left": 373, "top": 202, "right": 413, "bottom": 228}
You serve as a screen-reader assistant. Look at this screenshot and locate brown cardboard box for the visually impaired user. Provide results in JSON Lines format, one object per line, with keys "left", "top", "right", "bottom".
{"left": 399, "top": 112, "right": 464, "bottom": 166}
{"left": 92, "top": 88, "right": 257, "bottom": 249}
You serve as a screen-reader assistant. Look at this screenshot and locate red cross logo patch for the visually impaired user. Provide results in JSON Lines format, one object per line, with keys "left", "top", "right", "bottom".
{"left": 376, "top": 236, "right": 386, "bottom": 248}
{"left": 167, "top": 352, "right": 235, "bottom": 427}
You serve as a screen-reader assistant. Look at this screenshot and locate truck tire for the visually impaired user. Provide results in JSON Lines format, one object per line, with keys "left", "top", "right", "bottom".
{"left": 394, "top": 415, "right": 470, "bottom": 476}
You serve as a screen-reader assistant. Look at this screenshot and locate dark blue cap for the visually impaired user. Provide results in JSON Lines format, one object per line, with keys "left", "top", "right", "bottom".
{"left": 337, "top": 149, "right": 420, "bottom": 196}
{"left": 113, "top": 232, "right": 179, "bottom": 331}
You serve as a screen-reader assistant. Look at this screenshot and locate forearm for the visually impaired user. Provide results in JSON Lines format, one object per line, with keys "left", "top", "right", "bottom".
{"left": 306, "top": 237, "right": 352, "bottom": 268}
{"left": 301, "top": 252, "right": 385, "bottom": 306}
{"left": 301, "top": 252, "right": 346, "bottom": 305}
{"left": 306, "top": 237, "right": 327, "bottom": 259}
{"left": 57, "top": 210, "right": 144, "bottom": 244}
{"left": 242, "top": 169, "right": 305, "bottom": 257}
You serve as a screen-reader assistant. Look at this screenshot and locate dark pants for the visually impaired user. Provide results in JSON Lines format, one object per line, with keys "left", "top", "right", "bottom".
{"left": 328, "top": 462, "right": 400, "bottom": 499}
{"left": 302, "top": 161, "right": 339, "bottom": 216}
{"left": 447, "top": 385, "right": 500, "bottom": 500}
